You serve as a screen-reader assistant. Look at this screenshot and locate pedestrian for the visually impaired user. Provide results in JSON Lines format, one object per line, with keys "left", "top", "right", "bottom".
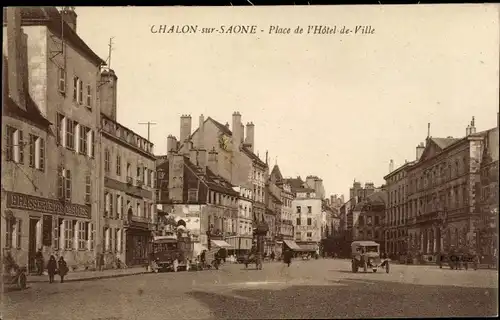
{"left": 47, "top": 255, "right": 57, "bottom": 283}
{"left": 58, "top": 256, "right": 69, "bottom": 283}
{"left": 283, "top": 249, "right": 292, "bottom": 267}
{"left": 270, "top": 251, "right": 275, "bottom": 261}
{"left": 35, "top": 249, "right": 44, "bottom": 275}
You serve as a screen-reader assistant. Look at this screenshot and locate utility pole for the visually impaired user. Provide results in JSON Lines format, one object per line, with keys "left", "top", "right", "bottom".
{"left": 138, "top": 121, "right": 157, "bottom": 141}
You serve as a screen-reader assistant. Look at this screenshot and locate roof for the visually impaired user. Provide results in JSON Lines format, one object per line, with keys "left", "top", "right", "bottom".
{"left": 283, "top": 177, "right": 305, "bottom": 190}
{"left": 353, "top": 190, "right": 387, "bottom": 211}
{"left": 3, "top": 7, "right": 106, "bottom": 66}
{"left": 3, "top": 54, "right": 52, "bottom": 128}
{"left": 241, "top": 145, "right": 267, "bottom": 167}
{"left": 351, "top": 241, "right": 380, "bottom": 247}
{"left": 270, "top": 164, "right": 283, "bottom": 181}
{"left": 183, "top": 156, "right": 238, "bottom": 197}
{"left": 294, "top": 187, "right": 315, "bottom": 193}
{"left": 431, "top": 137, "right": 460, "bottom": 149}
{"left": 383, "top": 160, "right": 416, "bottom": 180}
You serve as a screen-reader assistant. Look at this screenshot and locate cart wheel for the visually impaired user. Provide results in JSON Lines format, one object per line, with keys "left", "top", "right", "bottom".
{"left": 385, "top": 262, "right": 390, "bottom": 274}
{"left": 18, "top": 273, "right": 27, "bottom": 290}
{"left": 363, "top": 261, "right": 368, "bottom": 273}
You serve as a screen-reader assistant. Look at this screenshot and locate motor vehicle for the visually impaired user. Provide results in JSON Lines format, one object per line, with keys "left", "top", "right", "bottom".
{"left": 149, "top": 231, "right": 193, "bottom": 273}
{"left": 3, "top": 252, "right": 27, "bottom": 290}
{"left": 351, "top": 240, "right": 389, "bottom": 273}
{"left": 438, "top": 248, "right": 479, "bottom": 270}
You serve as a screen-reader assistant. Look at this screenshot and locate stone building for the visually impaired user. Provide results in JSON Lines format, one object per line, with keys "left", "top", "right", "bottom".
{"left": 99, "top": 71, "right": 156, "bottom": 266}
{"left": 265, "top": 181, "right": 281, "bottom": 255}
{"left": 351, "top": 190, "right": 387, "bottom": 251}
{"left": 285, "top": 177, "right": 322, "bottom": 252}
{"left": 269, "top": 164, "right": 295, "bottom": 257}
{"left": 475, "top": 122, "right": 499, "bottom": 260}
{"left": 383, "top": 160, "right": 416, "bottom": 255}
{"left": 406, "top": 118, "right": 488, "bottom": 262}
{"left": 2, "top": 7, "right": 105, "bottom": 271}
{"left": 229, "top": 186, "right": 253, "bottom": 253}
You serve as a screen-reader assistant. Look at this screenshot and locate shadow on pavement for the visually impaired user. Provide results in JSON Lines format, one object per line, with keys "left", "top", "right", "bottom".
{"left": 186, "top": 278, "right": 497, "bottom": 319}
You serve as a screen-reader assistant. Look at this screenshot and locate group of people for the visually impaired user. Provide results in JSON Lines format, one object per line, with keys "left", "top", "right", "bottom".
{"left": 35, "top": 249, "right": 69, "bottom": 283}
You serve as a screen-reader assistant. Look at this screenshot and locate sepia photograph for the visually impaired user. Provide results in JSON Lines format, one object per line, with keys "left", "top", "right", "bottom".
{"left": 1, "top": 4, "right": 499, "bottom": 319}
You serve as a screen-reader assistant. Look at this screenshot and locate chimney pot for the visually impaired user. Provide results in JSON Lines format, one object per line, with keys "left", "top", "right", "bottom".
{"left": 180, "top": 114, "right": 192, "bottom": 143}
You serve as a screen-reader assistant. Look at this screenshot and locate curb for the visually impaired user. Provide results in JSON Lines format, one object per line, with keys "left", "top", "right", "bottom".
{"left": 28, "top": 271, "right": 150, "bottom": 284}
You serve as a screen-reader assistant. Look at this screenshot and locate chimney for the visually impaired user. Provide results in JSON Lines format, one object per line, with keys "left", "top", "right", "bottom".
{"left": 99, "top": 69, "right": 118, "bottom": 120}
{"left": 183, "top": 139, "right": 193, "bottom": 156}
{"left": 232, "top": 112, "right": 242, "bottom": 151}
{"left": 240, "top": 123, "right": 245, "bottom": 143}
{"left": 208, "top": 147, "right": 218, "bottom": 174}
{"left": 167, "top": 135, "right": 178, "bottom": 154}
{"left": 180, "top": 115, "right": 192, "bottom": 143}
{"left": 470, "top": 116, "right": 476, "bottom": 134}
{"left": 198, "top": 114, "right": 205, "bottom": 149}
{"left": 245, "top": 122, "right": 255, "bottom": 152}
{"left": 466, "top": 125, "right": 471, "bottom": 136}
{"left": 6, "top": 7, "right": 27, "bottom": 112}
{"left": 168, "top": 154, "right": 185, "bottom": 203}
{"left": 61, "top": 7, "right": 77, "bottom": 32}
{"left": 416, "top": 142, "right": 425, "bottom": 160}
{"left": 189, "top": 148, "right": 198, "bottom": 166}
{"left": 389, "top": 159, "right": 394, "bottom": 173}
{"left": 197, "top": 149, "right": 207, "bottom": 173}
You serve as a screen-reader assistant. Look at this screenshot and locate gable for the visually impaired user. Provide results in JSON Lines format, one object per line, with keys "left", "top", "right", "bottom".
{"left": 418, "top": 139, "right": 443, "bottom": 162}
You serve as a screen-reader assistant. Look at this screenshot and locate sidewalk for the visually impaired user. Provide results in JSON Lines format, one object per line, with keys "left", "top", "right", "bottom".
{"left": 28, "top": 266, "right": 148, "bottom": 283}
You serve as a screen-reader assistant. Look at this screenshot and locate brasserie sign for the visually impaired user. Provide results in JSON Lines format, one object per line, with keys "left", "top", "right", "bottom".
{"left": 6, "top": 192, "right": 91, "bottom": 219}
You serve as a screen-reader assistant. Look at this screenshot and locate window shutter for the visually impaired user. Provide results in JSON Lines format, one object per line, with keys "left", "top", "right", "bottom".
{"left": 78, "top": 79, "right": 83, "bottom": 104}
{"left": 110, "top": 194, "right": 114, "bottom": 218}
{"left": 73, "top": 77, "right": 78, "bottom": 101}
{"left": 39, "top": 138, "right": 45, "bottom": 170}
{"left": 65, "top": 170, "right": 72, "bottom": 202}
{"left": 53, "top": 217, "right": 59, "bottom": 249}
{"left": 29, "top": 134, "right": 35, "bottom": 167}
{"left": 16, "top": 219, "right": 22, "bottom": 249}
{"left": 58, "top": 167, "right": 64, "bottom": 199}
{"left": 91, "top": 131, "right": 95, "bottom": 158}
{"left": 6, "top": 127, "right": 13, "bottom": 161}
{"left": 18, "top": 130, "right": 24, "bottom": 164}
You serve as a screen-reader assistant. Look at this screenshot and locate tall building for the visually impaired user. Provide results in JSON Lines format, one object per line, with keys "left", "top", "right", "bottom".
{"left": 285, "top": 176, "right": 322, "bottom": 252}
{"left": 99, "top": 68, "right": 157, "bottom": 267}
{"left": 2, "top": 7, "right": 104, "bottom": 271}
{"left": 351, "top": 190, "right": 387, "bottom": 251}
{"left": 406, "top": 118, "right": 489, "bottom": 262}
{"left": 383, "top": 160, "right": 415, "bottom": 255}
{"left": 232, "top": 186, "right": 253, "bottom": 253}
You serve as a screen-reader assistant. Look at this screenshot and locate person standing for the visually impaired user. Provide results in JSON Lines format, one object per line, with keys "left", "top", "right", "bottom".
{"left": 58, "top": 256, "right": 69, "bottom": 283}
{"left": 270, "top": 251, "right": 275, "bottom": 261}
{"left": 47, "top": 255, "right": 57, "bottom": 283}
{"left": 35, "top": 249, "right": 44, "bottom": 275}
{"left": 283, "top": 249, "right": 292, "bottom": 267}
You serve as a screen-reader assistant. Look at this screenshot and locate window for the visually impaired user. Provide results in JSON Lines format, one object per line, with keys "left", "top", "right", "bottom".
{"left": 5, "top": 218, "right": 13, "bottom": 248}
{"left": 126, "top": 163, "right": 131, "bottom": 177}
{"left": 136, "top": 166, "right": 141, "bottom": 179}
{"left": 295, "top": 232, "right": 301, "bottom": 239}
{"left": 78, "top": 79, "right": 83, "bottom": 104}
{"left": 66, "top": 118, "right": 75, "bottom": 150}
{"left": 77, "top": 221, "right": 86, "bottom": 250}
{"left": 116, "top": 155, "right": 121, "bottom": 176}
{"left": 104, "top": 149, "right": 111, "bottom": 172}
{"left": 296, "top": 206, "right": 301, "bottom": 214}
{"left": 375, "top": 216, "right": 380, "bottom": 226}
{"left": 58, "top": 168, "right": 72, "bottom": 201}
{"left": 73, "top": 76, "right": 79, "bottom": 102}
{"left": 104, "top": 192, "right": 110, "bottom": 217}
{"left": 64, "top": 220, "right": 74, "bottom": 249}
{"left": 307, "top": 218, "right": 312, "bottom": 225}
{"left": 296, "top": 217, "right": 301, "bottom": 225}
{"left": 5, "top": 126, "right": 24, "bottom": 163}
{"left": 87, "top": 222, "right": 95, "bottom": 250}
{"left": 86, "top": 84, "right": 92, "bottom": 109}
{"left": 188, "top": 189, "right": 197, "bottom": 202}
{"left": 58, "top": 67, "right": 66, "bottom": 94}
{"left": 136, "top": 202, "right": 141, "bottom": 217}
{"left": 56, "top": 113, "right": 65, "bottom": 146}
{"left": 28, "top": 134, "right": 45, "bottom": 170}
{"left": 79, "top": 126, "right": 89, "bottom": 155}
{"left": 85, "top": 175, "right": 91, "bottom": 204}
{"left": 307, "top": 232, "right": 312, "bottom": 238}
{"left": 307, "top": 206, "right": 312, "bottom": 213}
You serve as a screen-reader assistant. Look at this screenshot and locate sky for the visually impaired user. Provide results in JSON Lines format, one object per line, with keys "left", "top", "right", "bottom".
{"left": 74, "top": 5, "right": 499, "bottom": 199}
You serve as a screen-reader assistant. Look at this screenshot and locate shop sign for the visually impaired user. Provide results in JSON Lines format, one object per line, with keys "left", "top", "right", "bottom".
{"left": 6, "top": 192, "right": 91, "bottom": 219}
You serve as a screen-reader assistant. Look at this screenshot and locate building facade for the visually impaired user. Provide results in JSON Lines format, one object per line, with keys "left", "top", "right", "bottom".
{"left": 406, "top": 119, "right": 486, "bottom": 262}
{"left": 351, "top": 190, "right": 387, "bottom": 251}
{"left": 231, "top": 186, "right": 253, "bottom": 253}
{"left": 2, "top": 7, "right": 105, "bottom": 271}
{"left": 99, "top": 97, "right": 156, "bottom": 267}
{"left": 383, "top": 160, "right": 415, "bottom": 256}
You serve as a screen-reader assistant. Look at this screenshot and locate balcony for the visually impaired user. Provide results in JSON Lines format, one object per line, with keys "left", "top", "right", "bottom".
{"left": 124, "top": 214, "right": 152, "bottom": 230}
{"left": 126, "top": 176, "right": 133, "bottom": 185}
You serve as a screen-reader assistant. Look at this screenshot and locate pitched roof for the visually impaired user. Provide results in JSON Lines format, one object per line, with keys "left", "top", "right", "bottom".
{"left": 431, "top": 137, "right": 460, "bottom": 150}
{"left": 183, "top": 156, "right": 238, "bottom": 196}
{"left": 3, "top": 7, "right": 106, "bottom": 66}
{"left": 283, "top": 177, "right": 305, "bottom": 190}
{"left": 270, "top": 164, "right": 283, "bottom": 181}
{"left": 241, "top": 145, "right": 267, "bottom": 167}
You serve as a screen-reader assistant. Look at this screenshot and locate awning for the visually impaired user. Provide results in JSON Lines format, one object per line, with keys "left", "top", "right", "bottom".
{"left": 283, "top": 240, "right": 302, "bottom": 251}
{"left": 193, "top": 243, "right": 208, "bottom": 257}
{"left": 211, "top": 240, "right": 233, "bottom": 249}
{"left": 299, "top": 244, "right": 318, "bottom": 252}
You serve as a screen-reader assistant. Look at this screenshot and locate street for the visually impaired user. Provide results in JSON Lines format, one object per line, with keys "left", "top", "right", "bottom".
{"left": 2, "top": 259, "right": 497, "bottom": 319}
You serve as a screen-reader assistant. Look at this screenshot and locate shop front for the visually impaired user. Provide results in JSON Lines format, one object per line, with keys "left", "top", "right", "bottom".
{"left": 3, "top": 191, "right": 93, "bottom": 272}
{"left": 124, "top": 212, "right": 153, "bottom": 266}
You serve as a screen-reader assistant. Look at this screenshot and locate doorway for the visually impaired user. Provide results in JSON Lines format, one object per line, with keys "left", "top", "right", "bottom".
{"left": 28, "top": 218, "right": 39, "bottom": 273}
